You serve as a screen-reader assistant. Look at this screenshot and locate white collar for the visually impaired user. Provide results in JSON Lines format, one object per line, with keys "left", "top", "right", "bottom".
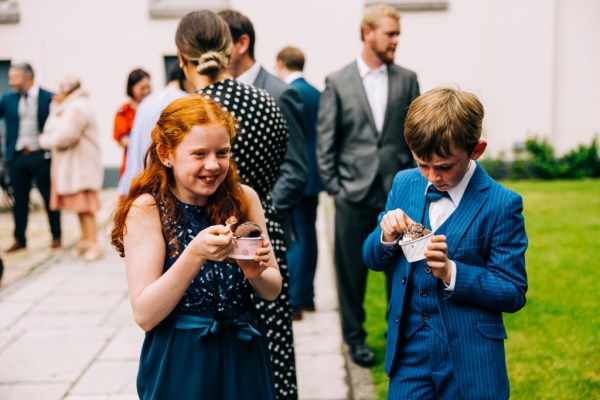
{"left": 236, "top": 62, "right": 262, "bottom": 86}
{"left": 425, "top": 160, "right": 477, "bottom": 206}
{"left": 356, "top": 54, "right": 387, "bottom": 79}
{"left": 283, "top": 71, "right": 303, "bottom": 85}
{"left": 27, "top": 84, "right": 39, "bottom": 98}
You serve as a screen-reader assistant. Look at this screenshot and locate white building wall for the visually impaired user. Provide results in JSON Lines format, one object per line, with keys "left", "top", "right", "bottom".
{"left": 0, "top": 0, "right": 598, "bottom": 173}
{"left": 553, "top": 0, "right": 600, "bottom": 153}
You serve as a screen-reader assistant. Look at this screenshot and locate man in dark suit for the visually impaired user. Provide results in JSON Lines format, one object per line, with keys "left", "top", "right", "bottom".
{"left": 218, "top": 9, "right": 308, "bottom": 222}
{"left": 0, "top": 62, "right": 61, "bottom": 252}
{"left": 275, "top": 46, "right": 323, "bottom": 321}
{"left": 317, "top": 4, "right": 420, "bottom": 367}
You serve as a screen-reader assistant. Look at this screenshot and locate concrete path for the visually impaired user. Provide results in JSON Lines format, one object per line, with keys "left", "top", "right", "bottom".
{"left": 0, "top": 189, "right": 376, "bottom": 400}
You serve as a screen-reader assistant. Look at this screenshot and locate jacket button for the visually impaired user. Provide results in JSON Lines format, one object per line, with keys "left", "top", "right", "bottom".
{"left": 423, "top": 313, "right": 430, "bottom": 320}
{"left": 420, "top": 290, "right": 427, "bottom": 297}
{"left": 401, "top": 277, "right": 406, "bottom": 284}
{"left": 383, "top": 254, "right": 390, "bottom": 260}
{"left": 395, "top": 316, "right": 400, "bottom": 324}
{"left": 424, "top": 267, "right": 432, "bottom": 274}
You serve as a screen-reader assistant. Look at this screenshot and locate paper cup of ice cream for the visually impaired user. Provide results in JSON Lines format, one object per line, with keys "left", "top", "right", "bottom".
{"left": 231, "top": 236, "right": 264, "bottom": 260}
{"left": 399, "top": 231, "right": 434, "bottom": 262}
{"left": 230, "top": 221, "right": 264, "bottom": 260}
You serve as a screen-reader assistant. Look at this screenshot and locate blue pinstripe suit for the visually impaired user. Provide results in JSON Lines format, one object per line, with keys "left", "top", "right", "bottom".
{"left": 363, "top": 164, "right": 528, "bottom": 399}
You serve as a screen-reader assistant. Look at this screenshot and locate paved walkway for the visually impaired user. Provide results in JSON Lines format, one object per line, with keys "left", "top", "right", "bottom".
{"left": 0, "top": 189, "right": 375, "bottom": 399}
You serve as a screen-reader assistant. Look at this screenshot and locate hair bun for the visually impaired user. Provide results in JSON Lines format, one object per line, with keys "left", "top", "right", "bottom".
{"left": 196, "top": 51, "right": 228, "bottom": 75}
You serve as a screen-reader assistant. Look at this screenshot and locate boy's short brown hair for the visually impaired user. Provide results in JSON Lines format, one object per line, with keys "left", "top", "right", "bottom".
{"left": 404, "top": 87, "right": 484, "bottom": 160}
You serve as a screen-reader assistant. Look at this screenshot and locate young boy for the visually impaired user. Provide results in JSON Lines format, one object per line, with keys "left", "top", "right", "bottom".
{"left": 362, "top": 87, "right": 528, "bottom": 399}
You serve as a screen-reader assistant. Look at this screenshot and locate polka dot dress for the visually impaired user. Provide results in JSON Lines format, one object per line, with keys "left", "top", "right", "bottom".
{"left": 199, "top": 80, "right": 298, "bottom": 400}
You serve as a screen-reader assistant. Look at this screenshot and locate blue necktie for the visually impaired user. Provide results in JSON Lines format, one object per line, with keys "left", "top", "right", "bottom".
{"left": 426, "top": 185, "right": 450, "bottom": 203}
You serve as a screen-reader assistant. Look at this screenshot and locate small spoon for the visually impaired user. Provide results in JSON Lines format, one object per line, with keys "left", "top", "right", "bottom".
{"left": 225, "top": 216, "right": 238, "bottom": 231}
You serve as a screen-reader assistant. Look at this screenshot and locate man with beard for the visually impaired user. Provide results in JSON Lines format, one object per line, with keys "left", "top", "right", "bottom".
{"left": 317, "top": 4, "right": 420, "bottom": 367}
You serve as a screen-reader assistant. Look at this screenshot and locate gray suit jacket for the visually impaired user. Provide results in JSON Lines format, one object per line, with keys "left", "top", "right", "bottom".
{"left": 317, "top": 62, "right": 419, "bottom": 203}
{"left": 254, "top": 67, "right": 308, "bottom": 217}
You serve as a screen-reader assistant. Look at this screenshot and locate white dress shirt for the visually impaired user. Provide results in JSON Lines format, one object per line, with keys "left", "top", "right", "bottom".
{"left": 235, "top": 62, "right": 262, "bottom": 86}
{"left": 15, "top": 84, "right": 41, "bottom": 151}
{"left": 356, "top": 55, "right": 388, "bottom": 134}
{"left": 283, "top": 71, "right": 302, "bottom": 85}
{"left": 426, "top": 160, "right": 477, "bottom": 291}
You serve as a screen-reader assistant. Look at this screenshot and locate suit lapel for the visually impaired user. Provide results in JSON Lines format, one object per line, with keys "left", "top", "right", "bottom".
{"left": 440, "top": 165, "right": 490, "bottom": 258}
{"left": 349, "top": 62, "right": 377, "bottom": 134}
{"left": 380, "top": 65, "right": 396, "bottom": 142}
{"left": 253, "top": 67, "right": 267, "bottom": 88}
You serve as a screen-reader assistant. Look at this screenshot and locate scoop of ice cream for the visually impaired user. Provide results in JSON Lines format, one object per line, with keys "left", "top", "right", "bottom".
{"left": 400, "top": 223, "right": 431, "bottom": 243}
{"left": 234, "top": 222, "right": 263, "bottom": 238}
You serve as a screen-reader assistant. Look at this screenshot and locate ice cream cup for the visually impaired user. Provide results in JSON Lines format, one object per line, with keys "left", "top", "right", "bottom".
{"left": 399, "top": 232, "right": 434, "bottom": 262}
{"left": 230, "top": 236, "right": 264, "bottom": 260}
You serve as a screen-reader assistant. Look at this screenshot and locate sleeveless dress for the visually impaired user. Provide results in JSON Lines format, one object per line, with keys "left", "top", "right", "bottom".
{"left": 136, "top": 198, "right": 276, "bottom": 400}
{"left": 198, "top": 79, "right": 298, "bottom": 399}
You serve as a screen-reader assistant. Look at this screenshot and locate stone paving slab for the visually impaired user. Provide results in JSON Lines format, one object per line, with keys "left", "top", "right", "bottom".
{"left": 0, "top": 383, "right": 70, "bottom": 400}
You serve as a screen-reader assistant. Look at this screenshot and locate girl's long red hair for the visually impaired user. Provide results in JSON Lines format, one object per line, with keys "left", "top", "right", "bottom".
{"left": 111, "top": 95, "right": 249, "bottom": 257}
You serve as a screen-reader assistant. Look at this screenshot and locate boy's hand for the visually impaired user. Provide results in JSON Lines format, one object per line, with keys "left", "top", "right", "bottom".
{"left": 424, "top": 235, "right": 452, "bottom": 284}
{"left": 380, "top": 209, "right": 415, "bottom": 242}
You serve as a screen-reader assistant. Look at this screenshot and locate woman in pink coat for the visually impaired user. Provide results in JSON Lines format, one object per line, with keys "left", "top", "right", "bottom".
{"left": 39, "top": 76, "right": 103, "bottom": 261}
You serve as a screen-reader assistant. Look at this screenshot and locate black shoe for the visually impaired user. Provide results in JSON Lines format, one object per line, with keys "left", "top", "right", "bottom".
{"left": 350, "top": 342, "right": 376, "bottom": 367}
{"left": 292, "top": 308, "right": 303, "bottom": 321}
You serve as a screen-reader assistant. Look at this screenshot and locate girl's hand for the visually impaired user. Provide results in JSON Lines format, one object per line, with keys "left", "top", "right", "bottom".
{"left": 235, "top": 238, "right": 272, "bottom": 281}
{"left": 189, "top": 225, "right": 234, "bottom": 262}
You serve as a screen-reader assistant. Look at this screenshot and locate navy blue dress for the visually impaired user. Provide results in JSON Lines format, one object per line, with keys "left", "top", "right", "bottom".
{"left": 136, "top": 198, "right": 276, "bottom": 400}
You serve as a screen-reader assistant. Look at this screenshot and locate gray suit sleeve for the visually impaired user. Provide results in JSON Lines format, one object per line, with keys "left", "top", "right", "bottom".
{"left": 271, "top": 87, "right": 309, "bottom": 217}
{"left": 316, "top": 76, "right": 340, "bottom": 195}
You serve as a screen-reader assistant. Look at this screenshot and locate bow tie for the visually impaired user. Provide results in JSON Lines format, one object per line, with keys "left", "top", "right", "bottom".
{"left": 426, "top": 185, "right": 451, "bottom": 202}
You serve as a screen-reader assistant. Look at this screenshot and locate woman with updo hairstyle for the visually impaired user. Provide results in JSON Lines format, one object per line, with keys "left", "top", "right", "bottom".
{"left": 175, "top": 10, "right": 298, "bottom": 399}
{"left": 39, "top": 76, "right": 103, "bottom": 261}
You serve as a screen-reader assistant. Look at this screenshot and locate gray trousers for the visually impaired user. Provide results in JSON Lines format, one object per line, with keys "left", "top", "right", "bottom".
{"left": 333, "top": 183, "right": 391, "bottom": 346}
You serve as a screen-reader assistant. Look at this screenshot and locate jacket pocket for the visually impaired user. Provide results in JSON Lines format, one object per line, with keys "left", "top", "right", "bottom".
{"left": 477, "top": 321, "right": 507, "bottom": 340}
{"left": 461, "top": 236, "right": 485, "bottom": 250}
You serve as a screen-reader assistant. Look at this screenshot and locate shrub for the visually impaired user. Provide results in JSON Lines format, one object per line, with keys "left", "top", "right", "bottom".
{"left": 479, "top": 136, "right": 600, "bottom": 180}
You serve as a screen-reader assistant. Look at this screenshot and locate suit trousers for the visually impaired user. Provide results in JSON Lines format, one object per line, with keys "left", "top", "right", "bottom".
{"left": 388, "top": 326, "right": 461, "bottom": 399}
{"left": 287, "top": 194, "right": 319, "bottom": 310}
{"left": 334, "top": 186, "right": 389, "bottom": 346}
{"left": 9, "top": 152, "right": 61, "bottom": 244}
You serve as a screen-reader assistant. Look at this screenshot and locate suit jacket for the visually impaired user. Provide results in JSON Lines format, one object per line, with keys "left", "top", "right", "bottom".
{"left": 254, "top": 67, "right": 308, "bottom": 217}
{"left": 0, "top": 88, "right": 53, "bottom": 165}
{"left": 362, "top": 165, "right": 528, "bottom": 399}
{"left": 289, "top": 77, "right": 322, "bottom": 196}
{"left": 317, "top": 62, "right": 419, "bottom": 203}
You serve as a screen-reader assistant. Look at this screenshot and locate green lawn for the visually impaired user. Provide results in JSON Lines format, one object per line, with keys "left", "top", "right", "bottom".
{"left": 364, "top": 179, "right": 600, "bottom": 399}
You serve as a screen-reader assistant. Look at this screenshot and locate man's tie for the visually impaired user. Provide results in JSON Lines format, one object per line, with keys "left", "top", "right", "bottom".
{"left": 426, "top": 185, "right": 451, "bottom": 202}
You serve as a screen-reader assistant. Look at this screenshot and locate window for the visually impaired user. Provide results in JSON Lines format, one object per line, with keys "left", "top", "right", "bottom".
{"left": 148, "top": 0, "right": 231, "bottom": 19}
{"left": 0, "top": 0, "right": 19, "bottom": 23}
{"left": 365, "top": 0, "right": 448, "bottom": 12}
